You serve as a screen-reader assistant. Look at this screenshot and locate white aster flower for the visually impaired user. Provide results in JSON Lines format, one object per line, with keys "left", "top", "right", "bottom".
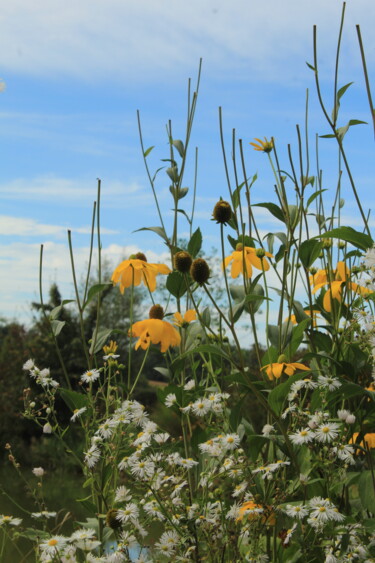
{"left": 81, "top": 369, "right": 100, "bottom": 384}
{"left": 222, "top": 433, "right": 241, "bottom": 450}
{"left": 284, "top": 504, "right": 308, "bottom": 519}
{"left": 0, "top": 515, "right": 22, "bottom": 526}
{"left": 317, "top": 375, "right": 341, "bottom": 391}
{"left": 84, "top": 446, "right": 101, "bottom": 468}
{"left": 114, "top": 486, "right": 132, "bottom": 503}
{"left": 129, "top": 458, "right": 155, "bottom": 479}
{"left": 70, "top": 528, "right": 96, "bottom": 542}
{"left": 290, "top": 428, "right": 315, "bottom": 445}
{"left": 154, "top": 432, "right": 170, "bottom": 444}
{"left": 116, "top": 503, "right": 139, "bottom": 524}
{"left": 262, "top": 424, "right": 274, "bottom": 436}
{"left": 315, "top": 423, "right": 340, "bottom": 443}
{"left": 191, "top": 398, "right": 211, "bottom": 416}
{"left": 70, "top": 407, "right": 87, "bottom": 422}
{"left": 333, "top": 444, "right": 355, "bottom": 464}
{"left": 184, "top": 379, "right": 195, "bottom": 390}
{"left": 31, "top": 511, "right": 56, "bottom": 519}
{"left": 165, "top": 393, "right": 177, "bottom": 407}
{"left": 364, "top": 245, "right": 375, "bottom": 268}
{"left": 39, "top": 535, "right": 68, "bottom": 556}
{"left": 32, "top": 467, "right": 44, "bottom": 477}
{"left": 23, "top": 359, "right": 35, "bottom": 371}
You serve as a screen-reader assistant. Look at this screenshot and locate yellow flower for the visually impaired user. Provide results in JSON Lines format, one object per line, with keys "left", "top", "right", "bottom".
{"left": 262, "top": 356, "right": 310, "bottom": 381}
{"left": 311, "top": 261, "right": 371, "bottom": 312}
{"left": 173, "top": 309, "right": 197, "bottom": 327}
{"left": 129, "top": 305, "right": 180, "bottom": 353}
{"left": 237, "top": 500, "right": 275, "bottom": 525}
{"left": 111, "top": 252, "right": 170, "bottom": 294}
{"left": 250, "top": 137, "right": 273, "bottom": 153}
{"left": 350, "top": 432, "right": 375, "bottom": 453}
{"left": 223, "top": 244, "right": 273, "bottom": 279}
{"left": 285, "top": 309, "right": 320, "bottom": 327}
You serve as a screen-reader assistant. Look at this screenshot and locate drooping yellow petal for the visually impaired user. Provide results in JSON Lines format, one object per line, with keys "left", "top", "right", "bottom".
{"left": 184, "top": 309, "right": 197, "bottom": 323}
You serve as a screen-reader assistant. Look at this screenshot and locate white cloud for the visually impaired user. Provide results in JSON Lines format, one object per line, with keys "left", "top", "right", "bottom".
{"left": 1, "top": 0, "right": 374, "bottom": 84}
{"left": 0, "top": 215, "right": 118, "bottom": 237}
{"left": 0, "top": 240, "right": 172, "bottom": 323}
{"left": 0, "top": 175, "right": 150, "bottom": 206}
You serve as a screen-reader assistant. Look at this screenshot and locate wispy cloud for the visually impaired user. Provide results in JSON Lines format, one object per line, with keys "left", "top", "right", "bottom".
{"left": 0, "top": 215, "right": 118, "bottom": 237}
{"left": 0, "top": 175, "right": 149, "bottom": 206}
{"left": 1, "top": 1, "right": 374, "bottom": 84}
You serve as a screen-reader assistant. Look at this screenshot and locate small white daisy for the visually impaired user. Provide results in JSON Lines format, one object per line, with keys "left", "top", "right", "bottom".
{"left": 315, "top": 422, "right": 340, "bottom": 443}
{"left": 81, "top": 369, "right": 101, "bottom": 384}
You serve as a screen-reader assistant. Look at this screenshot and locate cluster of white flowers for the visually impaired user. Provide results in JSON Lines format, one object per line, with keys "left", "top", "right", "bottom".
{"left": 23, "top": 359, "right": 59, "bottom": 389}
{"left": 284, "top": 497, "right": 344, "bottom": 529}
{"left": 199, "top": 433, "right": 241, "bottom": 457}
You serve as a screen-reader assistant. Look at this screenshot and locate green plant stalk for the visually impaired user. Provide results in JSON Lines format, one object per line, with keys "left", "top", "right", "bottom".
{"left": 83, "top": 200, "right": 97, "bottom": 305}
{"left": 39, "top": 245, "right": 71, "bottom": 389}
{"left": 127, "top": 270, "right": 135, "bottom": 393}
{"left": 67, "top": 230, "right": 91, "bottom": 367}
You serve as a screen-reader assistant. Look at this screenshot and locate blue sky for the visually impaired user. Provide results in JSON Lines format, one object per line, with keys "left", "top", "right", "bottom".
{"left": 1, "top": 0, "right": 375, "bottom": 324}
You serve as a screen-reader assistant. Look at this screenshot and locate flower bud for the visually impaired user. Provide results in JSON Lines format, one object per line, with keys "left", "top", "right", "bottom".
{"left": 149, "top": 304, "right": 164, "bottom": 320}
{"left": 190, "top": 259, "right": 210, "bottom": 285}
{"left": 174, "top": 251, "right": 193, "bottom": 273}
{"left": 212, "top": 200, "right": 232, "bottom": 224}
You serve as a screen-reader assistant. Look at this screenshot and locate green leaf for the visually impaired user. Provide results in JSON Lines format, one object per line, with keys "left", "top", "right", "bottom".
{"left": 89, "top": 328, "right": 113, "bottom": 355}
{"left": 253, "top": 202, "right": 285, "bottom": 223}
{"left": 172, "top": 139, "right": 185, "bottom": 158}
{"left": 83, "top": 283, "right": 112, "bottom": 311}
{"left": 268, "top": 373, "right": 307, "bottom": 416}
{"left": 306, "top": 61, "right": 316, "bottom": 71}
{"left": 135, "top": 226, "right": 170, "bottom": 245}
{"left": 336, "top": 119, "right": 367, "bottom": 141}
{"left": 299, "top": 239, "right": 323, "bottom": 269}
{"left": 49, "top": 299, "right": 75, "bottom": 320}
{"left": 232, "top": 181, "right": 245, "bottom": 210}
{"left": 227, "top": 234, "right": 238, "bottom": 250}
{"left": 317, "top": 226, "right": 373, "bottom": 251}
{"left": 143, "top": 145, "right": 155, "bottom": 158}
{"left": 60, "top": 388, "right": 89, "bottom": 412}
{"left": 188, "top": 227, "right": 202, "bottom": 257}
{"left": 19, "top": 528, "right": 50, "bottom": 541}
{"left": 166, "top": 166, "right": 179, "bottom": 183}
{"left": 332, "top": 82, "right": 353, "bottom": 122}
{"left": 306, "top": 189, "right": 327, "bottom": 209}
{"left": 50, "top": 320, "right": 65, "bottom": 336}
{"left": 287, "top": 318, "right": 311, "bottom": 357}
{"left": 178, "top": 344, "right": 231, "bottom": 363}
{"left": 166, "top": 271, "right": 187, "bottom": 298}
{"left": 359, "top": 471, "right": 375, "bottom": 513}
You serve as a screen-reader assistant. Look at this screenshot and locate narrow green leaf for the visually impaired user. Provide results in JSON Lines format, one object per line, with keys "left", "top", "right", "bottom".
{"left": 135, "top": 226, "right": 170, "bottom": 244}
{"left": 143, "top": 145, "right": 155, "bottom": 158}
{"left": 306, "top": 189, "right": 328, "bottom": 208}
{"left": 359, "top": 471, "right": 375, "bottom": 513}
{"left": 253, "top": 202, "right": 285, "bottom": 223}
{"left": 188, "top": 227, "right": 202, "bottom": 257}
{"left": 172, "top": 139, "right": 185, "bottom": 158}
{"left": 83, "top": 283, "right": 112, "bottom": 311}
{"left": 51, "top": 320, "right": 65, "bottom": 336}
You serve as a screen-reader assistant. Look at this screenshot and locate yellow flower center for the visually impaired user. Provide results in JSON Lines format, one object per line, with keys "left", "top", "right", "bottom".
{"left": 48, "top": 539, "right": 58, "bottom": 546}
